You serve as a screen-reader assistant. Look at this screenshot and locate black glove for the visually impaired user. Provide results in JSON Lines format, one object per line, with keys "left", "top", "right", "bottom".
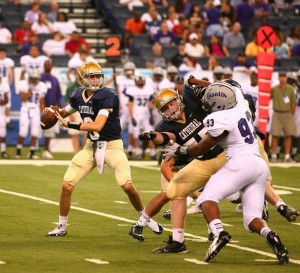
{"left": 187, "top": 75, "right": 195, "bottom": 86}
{"left": 131, "top": 117, "right": 137, "bottom": 127}
{"left": 138, "top": 131, "right": 156, "bottom": 141}
{"left": 191, "top": 85, "right": 206, "bottom": 99}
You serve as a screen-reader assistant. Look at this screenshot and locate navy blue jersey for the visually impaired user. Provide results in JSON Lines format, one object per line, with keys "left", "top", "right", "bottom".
{"left": 70, "top": 87, "right": 122, "bottom": 142}
{"left": 156, "top": 86, "right": 223, "bottom": 165}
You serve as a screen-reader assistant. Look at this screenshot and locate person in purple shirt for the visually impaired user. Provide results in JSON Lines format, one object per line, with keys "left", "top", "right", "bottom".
{"left": 205, "top": 1, "right": 224, "bottom": 37}
{"left": 234, "top": 0, "right": 255, "bottom": 38}
{"left": 21, "top": 33, "right": 43, "bottom": 56}
{"left": 40, "top": 59, "right": 63, "bottom": 159}
{"left": 252, "top": 0, "right": 272, "bottom": 19}
{"left": 154, "top": 21, "right": 176, "bottom": 46}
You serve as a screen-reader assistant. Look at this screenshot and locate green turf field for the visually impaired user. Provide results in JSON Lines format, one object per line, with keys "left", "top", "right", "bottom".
{"left": 0, "top": 159, "right": 299, "bottom": 273}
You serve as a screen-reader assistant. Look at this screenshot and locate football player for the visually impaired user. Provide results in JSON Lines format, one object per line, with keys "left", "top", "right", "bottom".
{"left": 0, "top": 47, "right": 14, "bottom": 129}
{"left": 46, "top": 61, "right": 162, "bottom": 236}
{"left": 126, "top": 75, "right": 156, "bottom": 160}
{"left": 15, "top": 69, "right": 47, "bottom": 159}
{"left": 0, "top": 74, "right": 10, "bottom": 158}
{"left": 162, "top": 82, "right": 289, "bottom": 264}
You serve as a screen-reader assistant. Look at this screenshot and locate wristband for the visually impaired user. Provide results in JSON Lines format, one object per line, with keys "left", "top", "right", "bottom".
{"left": 160, "top": 132, "right": 170, "bottom": 146}
{"left": 68, "top": 122, "right": 82, "bottom": 130}
{"left": 178, "top": 146, "right": 188, "bottom": 155}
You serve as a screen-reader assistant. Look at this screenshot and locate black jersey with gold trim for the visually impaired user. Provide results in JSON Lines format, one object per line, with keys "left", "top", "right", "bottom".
{"left": 70, "top": 87, "right": 122, "bottom": 141}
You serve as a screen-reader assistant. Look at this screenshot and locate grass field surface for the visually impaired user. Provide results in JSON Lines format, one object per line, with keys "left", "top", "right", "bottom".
{"left": 0, "top": 158, "right": 299, "bottom": 273}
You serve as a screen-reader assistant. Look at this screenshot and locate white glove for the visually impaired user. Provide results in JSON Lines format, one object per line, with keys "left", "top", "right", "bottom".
{"left": 161, "top": 141, "right": 188, "bottom": 158}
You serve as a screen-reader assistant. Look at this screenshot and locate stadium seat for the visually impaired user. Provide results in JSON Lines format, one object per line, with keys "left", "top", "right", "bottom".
{"left": 228, "top": 47, "right": 245, "bottom": 59}
{"left": 51, "top": 55, "right": 70, "bottom": 67}
{"left": 277, "top": 7, "right": 295, "bottom": 17}
{"left": 287, "top": 16, "right": 300, "bottom": 28}
{"left": 0, "top": 43, "right": 19, "bottom": 55}
{"left": 130, "top": 34, "right": 151, "bottom": 55}
{"left": 217, "top": 57, "right": 233, "bottom": 68}
{"left": 196, "top": 56, "right": 209, "bottom": 70}
{"left": 279, "top": 58, "right": 300, "bottom": 71}
{"left": 162, "top": 45, "right": 178, "bottom": 60}
{"left": 38, "top": 34, "right": 54, "bottom": 44}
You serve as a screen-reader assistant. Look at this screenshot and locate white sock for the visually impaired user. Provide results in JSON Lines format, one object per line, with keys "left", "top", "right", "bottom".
{"left": 284, "top": 154, "right": 290, "bottom": 160}
{"left": 150, "top": 149, "right": 156, "bottom": 157}
{"left": 186, "top": 196, "right": 194, "bottom": 207}
{"left": 209, "top": 219, "right": 224, "bottom": 236}
{"left": 292, "top": 147, "right": 297, "bottom": 155}
{"left": 275, "top": 200, "right": 286, "bottom": 209}
{"left": 260, "top": 227, "right": 271, "bottom": 238}
{"left": 0, "top": 143, "right": 6, "bottom": 152}
{"left": 137, "top": 211, "right": 149, "bottom": 227}
{"left": 173, "top": 228, "right": 184, "bottom": 243}
{"left": 59, "top": 215, "right": 68, "bottom": 226}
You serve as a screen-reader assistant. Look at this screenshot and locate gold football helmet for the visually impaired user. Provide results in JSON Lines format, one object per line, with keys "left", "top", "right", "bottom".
{"left": 155, "top": 88, "right": 185, "bottom": 121}
{"left": 77, "top": 61, "right": 104, "bottom": 91}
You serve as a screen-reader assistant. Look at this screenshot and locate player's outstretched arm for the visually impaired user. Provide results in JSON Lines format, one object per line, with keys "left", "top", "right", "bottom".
{"left": 139, "top": 131, "right": 176, "bottom": 146}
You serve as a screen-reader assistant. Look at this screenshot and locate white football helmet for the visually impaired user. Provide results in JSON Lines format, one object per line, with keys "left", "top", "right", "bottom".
{"left": 123, "top": 61, "right": 136, "bottom": 78}
{"left": 201, "top": 82, "right": 237, "bottom": 112}
{"left": 28, "top": 69, "right": 40, "bottom": 88}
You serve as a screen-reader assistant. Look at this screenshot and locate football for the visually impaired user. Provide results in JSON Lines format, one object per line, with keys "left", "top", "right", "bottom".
{"left": 40, "top": 106, "right": 59, "bottom": 130}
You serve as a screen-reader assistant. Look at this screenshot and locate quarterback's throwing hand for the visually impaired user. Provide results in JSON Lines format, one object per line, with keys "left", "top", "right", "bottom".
{"left": 138, "top": 131, "right": 157, "bottom": 141}
{"left": 55, "top": 111, "right": 68, "bottom": 128}
{"left": 161, "top": 141, "right": 188, "bottom": 158}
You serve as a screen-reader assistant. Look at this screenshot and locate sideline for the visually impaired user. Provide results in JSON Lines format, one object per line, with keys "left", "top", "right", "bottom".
{"left": 0, "top": 188, "right": 299, "bottom": 265}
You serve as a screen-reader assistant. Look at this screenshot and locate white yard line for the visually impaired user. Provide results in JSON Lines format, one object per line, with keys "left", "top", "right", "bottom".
{"left": 0, "top": 188, "right": 299, "bottom": 265}
{"left": 85, "top": 259, "right": 109, "bottom": 265}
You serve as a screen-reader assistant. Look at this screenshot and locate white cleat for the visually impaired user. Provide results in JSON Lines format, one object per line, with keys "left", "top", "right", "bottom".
{"left": 42, "top": 150, "right": 54, "bottom": 159}
{"left": 46, "top": 224, "right": 67, "bottom": 237}
{"left": 187, "top": 205, "right": 202, "bottom": 214}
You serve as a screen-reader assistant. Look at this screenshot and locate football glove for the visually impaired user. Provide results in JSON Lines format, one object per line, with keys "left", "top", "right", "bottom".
{"left": 138, "top": 131, "right": 157, "bottom": 141}
{"left": 161, "top": 141, "right": 188, "bottom": 158}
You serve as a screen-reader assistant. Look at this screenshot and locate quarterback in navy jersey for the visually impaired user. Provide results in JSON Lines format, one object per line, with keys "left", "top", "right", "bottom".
{"left": 46, "top": 61, "right": 163, "bottom": 237}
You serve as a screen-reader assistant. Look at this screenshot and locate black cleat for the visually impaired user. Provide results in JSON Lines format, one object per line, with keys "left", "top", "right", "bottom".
{"left": 129, "top": 223, "right": 144, "bottom": 241}
{"left": 152, "top": 235, "right": 188, "bottom": 253}
{"left": 266, "top": 231, "right": 289, "bottom": 264}
{"left": 208, "top": 232, "right": 215, "bottom": 242}
{"left": 163, "top": 210, "right": 171, "bottom": 220}
{"left": 205, "top": 231, "right": 231, "bottom": 262}
{"left": 277, "top": 204, "right": 300, "bottom": 222}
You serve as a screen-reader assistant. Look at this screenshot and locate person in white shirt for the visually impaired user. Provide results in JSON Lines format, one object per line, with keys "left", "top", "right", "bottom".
{"left": 184, "top": 32, "right": 205, "bottom": 58}
{"left": 31, "top": 12, "right": 54, "bottom": 34}
{"left": 19, "top": 45, "right": 49, "bottom": 81}
{"left": 15, "top": 70, "right": 47, "bottom": 159}
{"left": 42, "top": 31, "right": 68, "bottom": 56}
{"left": 119, "top": 0, "right": 148, "bottom": 11}
{"left": 0, "top": 47, "right": 14, "bottom": 128}
{"left": 52, "top": 12, "right": 77, "bottom": 37}
{"left": 0, "top": 76, "right": 10, "bottom": 158}
{"left": 0, "top": 23, "right": 12, "bottom": 44}
{"left": 127, "top": 76, "right": 156, "bottom": 159}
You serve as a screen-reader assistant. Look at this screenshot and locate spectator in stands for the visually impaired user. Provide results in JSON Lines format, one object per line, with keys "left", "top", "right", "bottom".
{"left": 286, "top": 26, "right": 300, "bottom": 49}
{"left": 172, "top": 16, "right": 189, "bottom": 37}
{"left": 220, "top": 0, "right": 235, "bottom": 27}
{"left": 13, "top": 21, "right": 34, "bottom": 48}
{"left": 154, "top": 21, "right": 176, "bottom": 46}
{"left": 184, "top": 32, "right": 205, "bottom": 57}
{"left": 205, "top": 0, "right": 224, "bottom": 37}
{"left": 48, "top": 1, "right": 59, "bottom": 23}
{"left": 234, "top": 0, "right": 255, "bottom": 38}
{"left": 141, "top": 6, "right": 162, "bottom": 41}
{"left": 24, "top": 2, "right": 41, "bottom": 24}
{"left": 189, "top": 4, "right": 205, "bottom": 32}
{"left": 65, "top": 31, "right": 91, "bottom": 58}
{"left": 0, "top": 23, "right": 12, "bottom": 44}
{"left": 204, "top": 34, "right": 230, "bottom": 57}
{"left": 31, "top": 12, "right": 54, "bottom": 34}
{"left": 52, "top": 12, "right": 77, "bottom": 37}
{"left": 169, "top": 40, "right": 188, "bottom": 67}
{"left": 245, "top": 34, "right": 271, "bottom": 57}
{"left": 40, "top": 59, "right": 63, "bottom": 159}
{"left": 145, "top": 42, "right": 167, "bottom": 68}
{"left": 291, "top": 43, "right": 300, "bottom": 57}
{"left": 20, "top": 45, "right": 49, "bottom": 80}
{"left": 181, "top": 22, "right": 202, "bottom": 43}
{"left": 232, "top": 52, "right": 253, "bottom": 73}
{"left": 152, "top": 0, "right": 168, "bottom": 6}
{"left": 66, "top": 47, "right": 96, "bottom": 82}
{"left": 119, "top": 0, "right": 149, "bottom": 12}
{"left": 272, "top": 34, "right": 291, "bottom": 61}
{"left": 178, "top": 56, "right": 202, "bottom": 72}
{"left": 166, "top": 7, "right": 179, "bottom": 32}
{"left": 20, "top": 33, "right": 43, "bottom": 56}
{"left": 252, "top": 0, "right": 272, "bottom": 20}
{"left": 223, "top": 22, "right": 246, "bottom": 49}
{"left": 124, "top": 10, "right": 146, "bottom": 52}
{"left": 42, "top": 31, "right": 68, "bottom": 56}
{"left": 174, "top": 0, "right": 192, "bottom": 17}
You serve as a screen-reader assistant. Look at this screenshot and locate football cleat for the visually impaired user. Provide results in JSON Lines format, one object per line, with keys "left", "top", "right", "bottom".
{"left": 277, "top": 204, "right": 300, "bottom": 222}
{"left": 235, "top": 203, "right": 243, "bottom": 214}
{"left": 129, "top": 223, "right": 144, "bottom": 241}
{"left": 205, "top": 231, "right": 231, "bottom": 262}
{"left": 208, "top": 232, "right": 215, "bottom": 242}
{"left": 1, "top": 151, "right": 9, "bottom": 159}
{"left": 163, "top": 210, "right": 171, "bottom": 220}
{"left": 27, "top": 153, "right": 40, "bottom": 159}
{"left": 15, "top": 154, "right": 21, "bottom": 159}
{"left": 42, "top": 150, "right": 54, "bottom": 159}
{"left": 187, "top": 205, "right": 202, "bottom": 214}
{"left": 146, "top": 218, "right": 163, "bottom": 234}
{"left": 152, "top": 235, "right": 188, "bottom": 253}
{"left": 46, "top": 224, "right": 67, "bottom": 237}
{"left": 266, "top": 231, "right": 289, "bottom": 264}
